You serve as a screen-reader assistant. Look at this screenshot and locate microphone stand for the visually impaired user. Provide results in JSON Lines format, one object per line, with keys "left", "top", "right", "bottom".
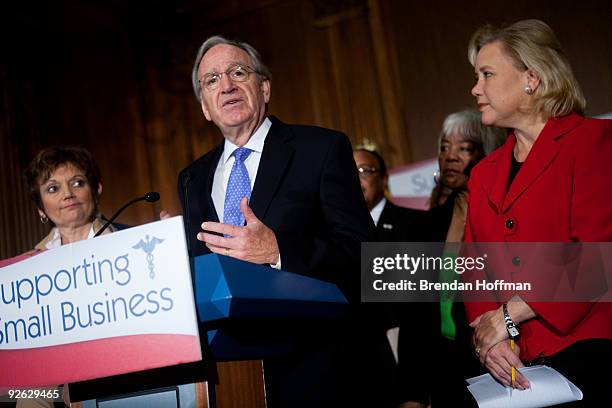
{"left": 94, "top": 192, "right": 160, "bottom": 237}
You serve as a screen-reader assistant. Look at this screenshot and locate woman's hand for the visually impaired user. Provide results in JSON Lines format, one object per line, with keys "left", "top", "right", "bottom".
{"left": 471, "top": 298, "right": 536, "bottom": 362}
{"left": 483, "top": 341, "right": 530, "bottom": 389}
{"left": 470, "top": 307, "right": 508, "bottom": 363}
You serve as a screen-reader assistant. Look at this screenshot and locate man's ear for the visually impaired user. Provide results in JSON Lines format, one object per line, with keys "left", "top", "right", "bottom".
{"left": 261, "top": 79, "right": 271, "bottom": 104}
{"left": 201, "top": 100, "right": 212, "bottom": 121}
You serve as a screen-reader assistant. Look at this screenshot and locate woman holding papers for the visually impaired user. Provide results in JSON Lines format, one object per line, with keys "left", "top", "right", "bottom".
{"left": 24, "top": 146, "right": 114, "bottom": 251}
{"left": 398, "top": 110, "right": 505, "bottom": 408}
{"left": 465, "top": 19, "right": 612, "bottom": 405}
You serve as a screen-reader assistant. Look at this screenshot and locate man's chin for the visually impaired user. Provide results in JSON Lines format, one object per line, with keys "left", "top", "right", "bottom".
{"left": 218, "top": 112, "right": 256, "bottom": 128}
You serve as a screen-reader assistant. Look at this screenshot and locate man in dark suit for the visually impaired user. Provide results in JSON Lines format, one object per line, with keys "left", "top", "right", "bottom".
{"left": 353, "top": 148, "right": 431, "bottom": 407}
{"left": 178, "top": 35, "right": 373, "bottom": 407}
{"left": 353, "top": 148, "right": 423, "bottom": 242}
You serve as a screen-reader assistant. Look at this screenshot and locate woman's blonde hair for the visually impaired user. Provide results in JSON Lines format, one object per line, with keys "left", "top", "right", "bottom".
{"left": 468, "top": 19, "right": 586, "bottom": 119}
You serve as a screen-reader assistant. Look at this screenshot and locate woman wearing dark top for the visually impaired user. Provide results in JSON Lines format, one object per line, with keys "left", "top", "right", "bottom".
{"left": 398, "top": 110, "right": 505, "bottom": 407}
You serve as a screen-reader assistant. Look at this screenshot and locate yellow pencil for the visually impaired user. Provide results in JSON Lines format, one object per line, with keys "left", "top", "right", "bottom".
{"left": 510, "top": 339, "right": 516, "bottom": 389}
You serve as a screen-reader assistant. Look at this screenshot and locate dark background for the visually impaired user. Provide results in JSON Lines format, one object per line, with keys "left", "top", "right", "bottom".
{"left": 2, "top": 0, "right": 611, "bottom": 257}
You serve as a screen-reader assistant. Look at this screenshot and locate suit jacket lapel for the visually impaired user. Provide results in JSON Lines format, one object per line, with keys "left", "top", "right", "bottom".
{"left": 250, "top": 117, "right": 295, "bottom": 220}
{"left": 194, "top": 145, "right": 223, "bottom": 222}
{"left": 502, "top": 113, "right": 583, "bottom": 212}
{"left": 479, "top": 138, "right": 514, "bottom": 214}
{"left": 377, "top": 201, "right": 394, "bottom": 231}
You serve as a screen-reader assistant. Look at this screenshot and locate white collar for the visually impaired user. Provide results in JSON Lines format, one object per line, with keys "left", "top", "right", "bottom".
{"left": 370, "top": 197, "right": 387, "bottom": 226}
{"left": 45, "top": 223, "right": 98, "bottom": 249}
{"left": 222, "top": 117, "right": 271, "bottom": 164}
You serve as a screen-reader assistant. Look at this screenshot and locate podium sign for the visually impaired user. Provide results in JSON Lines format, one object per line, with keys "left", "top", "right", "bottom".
{"left": 0, "top": 216, "right": 201, "bottom": 388}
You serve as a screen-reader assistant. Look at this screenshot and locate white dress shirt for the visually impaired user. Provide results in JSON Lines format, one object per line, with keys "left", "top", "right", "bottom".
{"left": 210, "top": 117, "right": 280, "bottom": 268}
{"left": 370, "top": 197, "right": 386, "bottom": 226}
{"left": 211, "top": 117, "right": 271, "bottom": 219}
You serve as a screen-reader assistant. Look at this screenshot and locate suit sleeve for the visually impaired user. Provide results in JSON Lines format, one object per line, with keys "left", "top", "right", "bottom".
{"left": 273, "top": 133, "right": 375, "bottom": 301}
{"left": 528, "top": 119, "right": 612, "bottom": 334}
{"left": 177, "top": 167, "right": 206, "bottom": 258}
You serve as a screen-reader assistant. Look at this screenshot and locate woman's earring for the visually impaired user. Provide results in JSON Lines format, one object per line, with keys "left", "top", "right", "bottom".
{"left": 433, "top": 170, "right": 440, "bottom": 184}
{"left": 40, "top": 214, "right": 49, "bottom": 224}
{"left": 524, "top": 85, "right": 534, "bottom": 95}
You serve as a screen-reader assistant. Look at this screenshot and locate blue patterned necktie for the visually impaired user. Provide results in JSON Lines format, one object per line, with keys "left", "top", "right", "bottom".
{"left": 223, "top": 147, "right": 252, "bottom": 226}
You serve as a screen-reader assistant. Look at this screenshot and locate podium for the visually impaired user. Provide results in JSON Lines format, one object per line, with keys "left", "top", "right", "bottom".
{"left": 71, "top": 254, "right": 348, "bottom": 407}
{"left": 195, "top": 254, "right": 348, "bottom": 361}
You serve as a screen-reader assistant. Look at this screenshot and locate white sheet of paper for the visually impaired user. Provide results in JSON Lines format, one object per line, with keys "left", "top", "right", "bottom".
{"left": 466, "top": 365, "right": 582, "bottom": 408}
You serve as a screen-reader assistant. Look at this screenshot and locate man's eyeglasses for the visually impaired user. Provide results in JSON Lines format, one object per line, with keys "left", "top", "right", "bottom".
{"left": 199, "top": 65, "right": 257, "bottom": 91}
{"left": 357, "top": 166, "right": 378, "bottom": 179}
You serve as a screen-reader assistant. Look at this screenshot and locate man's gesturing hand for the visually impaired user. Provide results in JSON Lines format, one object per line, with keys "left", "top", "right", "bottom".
{"left": 197, "top": 197, "right": 280, "bottom": 265}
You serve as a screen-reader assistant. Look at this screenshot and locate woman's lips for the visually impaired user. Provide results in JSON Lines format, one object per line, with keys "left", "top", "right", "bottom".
{"left": 62, "top": 203, "right": 81, "bottom": 210}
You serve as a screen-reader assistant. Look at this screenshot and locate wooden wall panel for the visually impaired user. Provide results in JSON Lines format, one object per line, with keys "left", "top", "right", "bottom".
{"left": 1, "top": 35, "right": 54, "bottom": 256}
{"left": 3, "top": 0, "right": 610, "bottom": 259}
{"left": 317, "top": 4, "right": 389, "bottom": 146}
{"left": 367, "top": 0, "right": 412, "bottom": 165}
{"left": 383, "top": 0, "right": 612, "bottom": 161}
{"left": 0, "top": 126, "right": 49, "bottom": 257}
{"left": 56, "top": 7, "right": 159, "bottom": 226}
{"left": 214, "top": 361, "right": 266, "bottom": 408}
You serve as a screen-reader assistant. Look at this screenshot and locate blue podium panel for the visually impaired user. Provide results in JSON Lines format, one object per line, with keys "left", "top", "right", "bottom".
{"left": 193, "top": 254, "right": 349, "bottom": 360}
{"left": 194, "top": 254, "right": 348, "bottom": 323}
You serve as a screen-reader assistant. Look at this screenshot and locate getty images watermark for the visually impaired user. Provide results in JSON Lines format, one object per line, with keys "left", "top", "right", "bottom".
{"left": 371, "top": 252, "right": 532, "bottom": 292}
{"left": 361, "top": 242, "right": 612, "bottom": 302}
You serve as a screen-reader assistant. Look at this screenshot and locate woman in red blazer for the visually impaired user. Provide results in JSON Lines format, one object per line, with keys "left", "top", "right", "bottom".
{"left": 465, "top": 19, "right": 612, "bottom": 404}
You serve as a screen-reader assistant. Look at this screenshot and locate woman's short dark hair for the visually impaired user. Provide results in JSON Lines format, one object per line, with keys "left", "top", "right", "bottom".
{"left": 24, "top": 146, "right": 102, "bottom": 210}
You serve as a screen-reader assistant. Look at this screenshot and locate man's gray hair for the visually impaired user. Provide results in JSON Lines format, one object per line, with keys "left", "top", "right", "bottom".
{"left": 191, "top": 35, "right": 272, "bottom": 102}
{"left": 439, "top": 109, "right": 506, "bottom": 155}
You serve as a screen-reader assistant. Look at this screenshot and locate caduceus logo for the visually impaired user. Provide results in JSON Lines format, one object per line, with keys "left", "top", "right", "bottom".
{"left": 132, "top": 235, "right": 165, "bottom": 279}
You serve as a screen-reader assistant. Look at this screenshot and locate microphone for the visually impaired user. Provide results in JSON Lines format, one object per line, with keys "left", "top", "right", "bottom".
{"left": 182, "top": 172, "right": 193, "bottom": 258}
{"left": 94, "top": 192, "right": 160, "bottom": 237}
